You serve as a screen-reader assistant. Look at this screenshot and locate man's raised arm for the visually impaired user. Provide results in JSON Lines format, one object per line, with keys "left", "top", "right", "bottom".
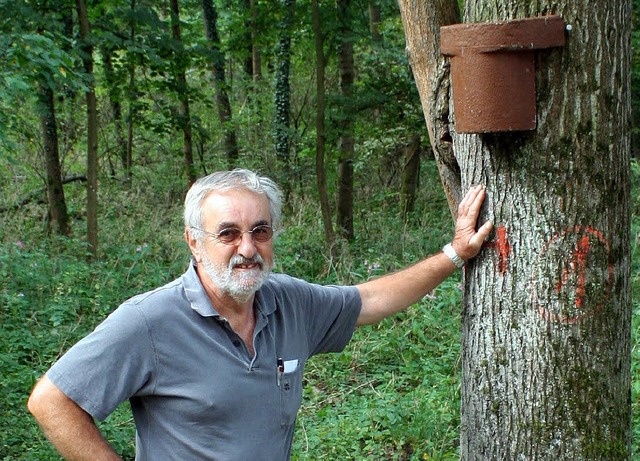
{"left": 356, "top": 185, "right": 493, "bottom": 326}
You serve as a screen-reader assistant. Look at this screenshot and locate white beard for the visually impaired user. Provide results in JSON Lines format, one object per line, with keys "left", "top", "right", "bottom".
{"left": 200, "top": 251, "right": 271, "bottom": 303}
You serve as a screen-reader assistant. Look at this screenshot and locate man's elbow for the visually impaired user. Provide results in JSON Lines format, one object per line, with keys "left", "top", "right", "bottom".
{"left": 28, "top": 377, "right": 49, "bottom": 421}
{"left": 27, "top": 375, "right": 62, "bottom": 422}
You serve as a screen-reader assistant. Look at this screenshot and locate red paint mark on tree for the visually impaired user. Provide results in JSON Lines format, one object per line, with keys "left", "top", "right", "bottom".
{"left": 556, "top": 234, "right": 590, "bottom": 308}
{"left": 486, "top": 225, "right": 511, "bottom": 275}
{"left": 535, "top": 225, "right": 613, "bottom": 324}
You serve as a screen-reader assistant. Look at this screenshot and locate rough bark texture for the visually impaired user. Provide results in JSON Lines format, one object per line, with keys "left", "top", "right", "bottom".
{"left": 202, "top": 0, "right": 239, "bottom": 167}
{"left": 312, "top": 0, "right": 336, "bottom": 257}
{"left": 400, "top": 0, "right": 631, "bottom": 459}
{"left": 38, "top": 82, "right": 70, "bottom": 236}
{"left": 170, "top": 0, "right": 196, "bottom": 187}
{"left": 274, "top": 0, "right": 295, "bottom": 193}
{"left": 336, "top": 0, "right": 355, "bottom": 240}
{"left": 397, "top": 0, "right": 461, "bottom": 216}
{"left": 76, "top": 0, "right": 99, "bottom": 257}
{"left": 457, "top": 1, "right": 631, "bottom": 459}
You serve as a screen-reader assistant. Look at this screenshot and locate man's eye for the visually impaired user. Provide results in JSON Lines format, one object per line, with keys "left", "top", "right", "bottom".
{"left": 219, "top": 228, "right": 240, "bottom": 239}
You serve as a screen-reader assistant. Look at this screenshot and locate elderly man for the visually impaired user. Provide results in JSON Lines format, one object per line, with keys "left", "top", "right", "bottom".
{"left": 28, "top": 169, "right": 492, "bottom": 460}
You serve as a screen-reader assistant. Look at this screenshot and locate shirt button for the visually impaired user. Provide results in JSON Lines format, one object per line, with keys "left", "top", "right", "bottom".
{"left": 233, "top": 340, "right": 242, "bottom": 348}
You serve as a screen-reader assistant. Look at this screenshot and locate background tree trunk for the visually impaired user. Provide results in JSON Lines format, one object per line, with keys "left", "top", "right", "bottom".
{"left": 76, "top": 0, "right": 98, "bottom": 258}
{"left": 336, "top": 0, "right": 355, "bottom": 240}
{"left": 170, "top": 0, "right": 196, "bottom": 187}
{"left": 399, "top": 0, "right": 632, "bottom": 459}
{"left": 312, "top": 0, "right": 336, "bottom": 258}
{"left": 102, "top": 46, "right": 127, "bottom": 179}
{"left": 202, "top": 0, "right": 239, "bottom": 167}
{"left": 400, "top": 133, "right": 421, "bottom": 221}
{"left": 273, "top": 0, "right": 295, "bottom": 197}
{"left": 37, "top": 82, "right": 71, "bottom": 236}
{"left": 125, "top": 0, "right": 137, "bottom": 185}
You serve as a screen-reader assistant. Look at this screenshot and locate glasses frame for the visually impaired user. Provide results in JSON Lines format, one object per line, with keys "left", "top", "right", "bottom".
{"left": 191, "top": 224, "right": 275, "bottom": 246}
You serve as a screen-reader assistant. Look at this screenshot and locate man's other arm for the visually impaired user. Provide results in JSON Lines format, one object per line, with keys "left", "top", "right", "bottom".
{"left": 27, "top": 375, "right": 122, "bottom": 461}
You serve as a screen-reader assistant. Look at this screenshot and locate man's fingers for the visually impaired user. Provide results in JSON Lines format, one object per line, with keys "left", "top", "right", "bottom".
{"left": 458, "top": 185, "right": 484, "bottom": 217}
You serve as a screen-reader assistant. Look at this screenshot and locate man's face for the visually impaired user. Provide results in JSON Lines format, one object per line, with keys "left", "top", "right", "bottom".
{"left": 193, "top": 189, "right": 274, "bottom": 302}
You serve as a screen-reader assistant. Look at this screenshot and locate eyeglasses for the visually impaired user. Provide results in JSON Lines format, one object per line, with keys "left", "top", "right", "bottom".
{"left": 192, "top": 224, "right": 274, "bottom": 246}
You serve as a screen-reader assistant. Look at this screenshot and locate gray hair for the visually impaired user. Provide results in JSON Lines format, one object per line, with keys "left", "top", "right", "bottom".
{"left": 184, "top": 169, "right": 283, "bottom": 241}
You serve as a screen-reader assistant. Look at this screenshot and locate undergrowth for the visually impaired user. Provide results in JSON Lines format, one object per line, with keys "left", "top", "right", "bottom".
{"left": 1, "top": 159, "right": 638, "bottom": 460}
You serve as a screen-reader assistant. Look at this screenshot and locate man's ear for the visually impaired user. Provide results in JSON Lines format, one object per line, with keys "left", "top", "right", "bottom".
{"left": 185, "top": 228, "right": 201, "bottom": 262}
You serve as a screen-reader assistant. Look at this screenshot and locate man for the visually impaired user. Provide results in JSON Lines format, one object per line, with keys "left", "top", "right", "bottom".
{"left": 28, "top": 169, "right": 493, "bottom": 460}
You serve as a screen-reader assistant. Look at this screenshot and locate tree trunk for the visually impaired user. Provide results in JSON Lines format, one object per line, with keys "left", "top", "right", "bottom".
{"left": 76, "top": 0, "right": 98, "bottom": 258}
{"left": 312, "top": 0, "right": 336, "bottom": 258}
{"left": 336, "top": 0, "right": 355, "bottom": 240}
{"left": 400, "top": 134, "right": 421, "bottom": 221}
{"left": 170, "top": 0, "right": 196, "bottom": 187}
{"left": 202, "top": 0, "right": 239, "bottom": 167}
{"left": 397, "top": 0, "right": 461, "bottom": 214}
{"left": 369, "top": 1, "right": 381, "bottom": 42}
{"left": 37, "top": 82, "right": 71, "bottom": 236}
{"left": 399, "top": 0, "right": 632, "bottom": 459}
{"left": 273, "top": 0, "right": 295, "bottom": 195}
{"left": 250, "top": 0, "right": 261, "bottom": 82}
{"left": 102, "top": 46, "right": 127, "bottom": 178}
{"left": 125, "top": 0, "right": 137, "bottom": 185}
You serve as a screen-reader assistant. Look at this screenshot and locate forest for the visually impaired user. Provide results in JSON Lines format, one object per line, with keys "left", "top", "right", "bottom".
{"left": 1, "top": 0, "right": 639, "bottom": 459}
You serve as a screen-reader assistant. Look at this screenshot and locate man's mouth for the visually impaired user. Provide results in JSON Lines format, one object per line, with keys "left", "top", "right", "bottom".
{"left": 234, "top": 262, "right": 260, "bottom": 270}
{"left": 231, "top": 256, "right": 263, "bottom": 271}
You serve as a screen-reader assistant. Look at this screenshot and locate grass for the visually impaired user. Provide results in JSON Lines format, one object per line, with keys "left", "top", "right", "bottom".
{"left": 0, "top": 159, "right": 638, "bottom": 460}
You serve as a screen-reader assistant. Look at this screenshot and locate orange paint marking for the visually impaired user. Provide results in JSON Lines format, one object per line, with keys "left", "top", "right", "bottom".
{"left": 556, "top": 234, "right": 590, "bottom": 308}
{"left": 486, "top": 225, "right": 511, "bottom": 275}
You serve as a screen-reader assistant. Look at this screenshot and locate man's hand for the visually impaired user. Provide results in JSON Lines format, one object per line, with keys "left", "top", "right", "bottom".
{"left": 451, "top": 185, "right": 493, "bottom": 261}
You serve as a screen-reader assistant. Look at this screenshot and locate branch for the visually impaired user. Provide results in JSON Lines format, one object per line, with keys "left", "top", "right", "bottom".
{"left": 397, "top": 0, "right": 461, "bottom": 218}
{"left": 0, "top": 175, "right": 87, "bottom": 214}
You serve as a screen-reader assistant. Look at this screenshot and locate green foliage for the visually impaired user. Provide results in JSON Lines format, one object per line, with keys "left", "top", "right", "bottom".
{"left": 0, "top": 0, "right": 637, "bottom": 459}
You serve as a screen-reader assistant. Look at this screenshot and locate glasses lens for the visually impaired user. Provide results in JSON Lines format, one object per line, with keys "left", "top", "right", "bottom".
{"left": 217, "top": 228, "right": 243, "bottom": 244}
{"left": 251, "top": 225, "right": 273, "bottom": 243}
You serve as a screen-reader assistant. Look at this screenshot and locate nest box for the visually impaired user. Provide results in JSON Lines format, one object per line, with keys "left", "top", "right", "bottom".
{"left": 440, "top": 15, "right": 566, "bottom": 133}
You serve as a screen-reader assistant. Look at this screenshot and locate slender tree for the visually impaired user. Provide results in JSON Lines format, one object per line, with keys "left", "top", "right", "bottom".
{"left": 37, "top": 81, "right": 71, "bottom": 236}
{"left": 170, "top": 0, "right": 196, "bottom": 186}
{"left": 124, "top": 0, "right": 137, "bottom": 184}
{"left": 335, "top": 0, "right": 355, "bottom": 240}
{"left": 201, "top": 0, "right": 239, "bottom": 167}
{"left": 273, "top": 0, "right": 296, "bottom": 193}
{"left": 312, "top": 0, "right": 336, "bottom": 258}
{"left": 398, "top": 0, "right": 632, "bottom": 459}
{"left": 75, "top": 0, "right": 99, "bottom": 257}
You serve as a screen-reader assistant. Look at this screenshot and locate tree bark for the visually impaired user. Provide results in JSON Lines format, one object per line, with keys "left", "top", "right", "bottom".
{"left": 124, "top": 0, "right": 137, "bottom": 185}
{"left": 37, "top": 82, "right": 71, "bottom": 236}
{"left": 400, "top": 0, "right": 632, "bottom": 459}
{"left": 312, "top": 0, "right": 336, "bottom": 258}
{"left": 400, "top": 134, "right": 421, "bottom": 221}
{"left": 170, "top": 0, "right": 196, "bottom": 187}
{"left": 102, "top": 46, "right": 127, "bottom": 178}
{"left": 273, "top": 0, "right": 295, "bottom": 195}
{"left": 250, "top": 0, "right": 261, "bottom": 82}
{"left": 336, "top": 0, "right": 355, "bottom": 240}
{"left": 76, "top": 0, "right": 99, "bottom": 258}
{"left": 397, "top": 0, "right": 461, "bottom": 215}
{"left": 202, "top": 0, "right": 239, "bottom": 167}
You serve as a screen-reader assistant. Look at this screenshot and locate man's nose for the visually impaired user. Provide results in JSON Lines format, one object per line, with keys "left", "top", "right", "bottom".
{"left": 236, "top": 232, "right": 258, "bottom": 258}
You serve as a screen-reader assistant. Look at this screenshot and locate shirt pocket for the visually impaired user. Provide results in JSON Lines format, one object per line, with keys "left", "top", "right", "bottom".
{"left": 279, "top": 360, "right": 303, "bottom": 427}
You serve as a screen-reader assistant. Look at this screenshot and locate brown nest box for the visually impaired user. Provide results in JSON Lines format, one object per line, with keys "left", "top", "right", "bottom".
{"left": 441, "top": 15, "right": 566, "bottom": 133}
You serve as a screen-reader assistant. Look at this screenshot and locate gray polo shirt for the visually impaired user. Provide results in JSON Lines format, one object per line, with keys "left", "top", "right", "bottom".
{"left": 47, "top": 262, "right": 361, "bottom": 460}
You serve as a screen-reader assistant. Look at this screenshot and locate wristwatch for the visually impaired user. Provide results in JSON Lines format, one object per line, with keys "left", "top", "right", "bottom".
{"left": 442, "top": 243, "right": 465, "bottom": 269}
